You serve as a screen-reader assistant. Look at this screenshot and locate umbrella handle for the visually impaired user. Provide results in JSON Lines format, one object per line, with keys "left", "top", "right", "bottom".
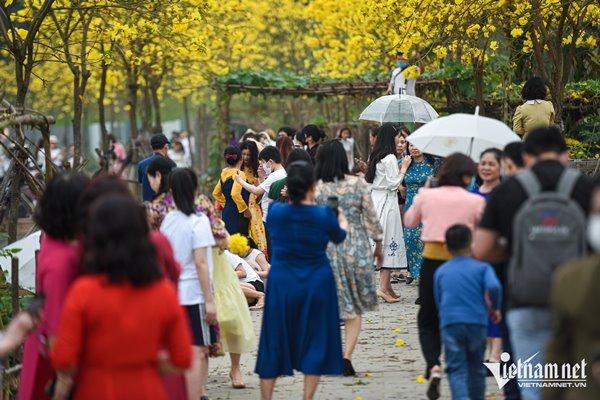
{"left": 474, "top": 106, "right": 480, "bottom": 116}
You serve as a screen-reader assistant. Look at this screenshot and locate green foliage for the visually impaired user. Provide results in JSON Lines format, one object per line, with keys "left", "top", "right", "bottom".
{"left": 576, "top": 114, "right": 600, "bottom": 144}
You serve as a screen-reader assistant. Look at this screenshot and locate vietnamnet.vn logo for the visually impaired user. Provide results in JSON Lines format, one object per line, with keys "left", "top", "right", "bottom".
{"left": 484, "top": 352, "right": 587, "bottom": 389}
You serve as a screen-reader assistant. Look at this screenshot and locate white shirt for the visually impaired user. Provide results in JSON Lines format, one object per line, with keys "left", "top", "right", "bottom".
{"left": 161, "top": 210, "right": 215, "bottom": 305}
{"left": 244, "top": 248, "right": 265, "bottom": 265}
{"left": 258, "top": 168, "right": 287, "bottom": 221}
{"left": 224, "top": 250, "right": 261, "bottom": 284}
{"left": 389, "top": 67, "right": 407, "bottom": 94}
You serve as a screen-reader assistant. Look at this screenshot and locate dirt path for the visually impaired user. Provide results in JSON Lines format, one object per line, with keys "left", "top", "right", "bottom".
{"left": 207, "top": 282, "right": 503, "bottom": 399}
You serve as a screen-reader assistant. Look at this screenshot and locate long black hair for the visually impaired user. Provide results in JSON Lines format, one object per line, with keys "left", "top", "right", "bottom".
{"left": 147, "top": 156, "right": 175, "bottom": 197}
{"left": 170, "top": 168, "right": 198, "bottom": 215}
{"left": 315, "top": 140, "right": 349, "bottom": 183}
{"left": 84, "top": 194, "right": 161, "bottom": 286}
{"left": 365, "top": 123, "right": 398, "bottom": 183}
{"left": 286, "top": 161, "right": 315, "bottom": 205}
{"left": 239, "top": 140, "right": 259, "bottom": 176}
{"left": 34, "top": 172, "right": 90, "bottom": 240}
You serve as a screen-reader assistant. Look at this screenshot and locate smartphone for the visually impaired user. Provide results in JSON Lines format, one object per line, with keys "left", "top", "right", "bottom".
{"left": 326, "top": 196, "right": 339, "bottom": 216}
{"left": 25, "top": 294, "right": 45, "bottom": 317}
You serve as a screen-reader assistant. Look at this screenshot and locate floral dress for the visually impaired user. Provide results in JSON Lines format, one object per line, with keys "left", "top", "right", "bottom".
{"left": 316, "top": 175, "right": 383, "bottom": 319}
{"left": 145, "top": 193, "right": 255, "bottom": 354}
{"left": 403, "top": 160, "right": 434, "bottom": 280}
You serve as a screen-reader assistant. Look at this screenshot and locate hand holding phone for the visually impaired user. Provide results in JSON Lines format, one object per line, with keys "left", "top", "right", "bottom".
{"left": 326, "top": 196, "right": 339, "bottom": 216}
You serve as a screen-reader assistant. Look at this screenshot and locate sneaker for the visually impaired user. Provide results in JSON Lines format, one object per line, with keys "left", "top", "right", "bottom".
{"left": 343, "top": 358, "right": 356, "bottom": 377}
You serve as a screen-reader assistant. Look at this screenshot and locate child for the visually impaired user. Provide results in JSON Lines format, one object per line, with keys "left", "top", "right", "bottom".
{"left": 224, "top": 250, "right": 265, "bottom": 309}
{"left": 432, "top": 224, "right": 502, "bottom": 400}
{"left": 229, "top": 233, "right": 270, "bottom": 279}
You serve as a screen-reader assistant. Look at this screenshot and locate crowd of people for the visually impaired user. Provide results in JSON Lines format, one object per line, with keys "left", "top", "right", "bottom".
{"left": 2, "top": 78, "right": 599, "bottom": 400}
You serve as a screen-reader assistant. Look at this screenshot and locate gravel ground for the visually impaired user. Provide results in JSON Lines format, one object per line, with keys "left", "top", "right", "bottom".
{"left": 207, "top": 281, "right": 504, "bottom": 399}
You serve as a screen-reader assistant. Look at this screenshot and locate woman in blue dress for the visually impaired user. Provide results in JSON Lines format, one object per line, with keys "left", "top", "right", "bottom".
{"left": 400, "top": 143, "right": 435, "bottom": 282}
{"left": 213, "top": 146, "right": 251, "bottom": 235}
{"left": 255, "top": 160, "right": 348, "bottom": 400}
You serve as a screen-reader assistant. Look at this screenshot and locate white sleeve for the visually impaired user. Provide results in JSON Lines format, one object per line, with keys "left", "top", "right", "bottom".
{"left": 383, "top": 156, "right": 402, "bottom": 190}
{"left": 259, "top": 174, "right": 275, "bottom": 192}
{"left": 192, "top": 215, "right": 216, "bottom": 249}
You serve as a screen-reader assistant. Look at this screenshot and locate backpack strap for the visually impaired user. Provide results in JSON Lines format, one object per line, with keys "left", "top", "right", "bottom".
{"left": 556, "top": 168, "right": 580, "bottom": 197}
{"left": 515, "top": 170, "right": 541, "bottom": 198}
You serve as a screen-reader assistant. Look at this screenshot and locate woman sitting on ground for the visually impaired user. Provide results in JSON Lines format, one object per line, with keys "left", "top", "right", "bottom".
{"left": 224, "top": 250, "right": 265, "bottom": 309}
{"left": 229, "top": 233, "right": 270, "bottom": 279}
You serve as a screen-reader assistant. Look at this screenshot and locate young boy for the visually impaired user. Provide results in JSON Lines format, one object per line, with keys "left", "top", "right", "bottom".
{"left": 433, "top": 224, "right": 502, "bottom": 400}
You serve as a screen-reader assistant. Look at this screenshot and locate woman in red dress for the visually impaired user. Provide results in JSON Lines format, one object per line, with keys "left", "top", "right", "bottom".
{"left": 18, "top": 172, "right": 90, "bottom": 400}
{"left": 51, "top": 195, "right": 192, "bottom": 400}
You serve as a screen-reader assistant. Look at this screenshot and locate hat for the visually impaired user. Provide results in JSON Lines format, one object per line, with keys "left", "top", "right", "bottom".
{"left": 150, "top": 133, "right": 170, "bottom": 150}
{"left": 49, "top": 135, "right": 58, "bottom": 144}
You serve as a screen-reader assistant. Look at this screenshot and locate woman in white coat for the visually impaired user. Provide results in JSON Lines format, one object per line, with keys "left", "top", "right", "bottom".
{"left": 365, "top": 123, "right": 407, "bottom": 303}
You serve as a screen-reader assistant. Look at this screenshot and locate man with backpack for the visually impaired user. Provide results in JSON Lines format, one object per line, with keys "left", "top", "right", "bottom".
{"left": 473, "top": 127, "right": 592, "bottom": 400}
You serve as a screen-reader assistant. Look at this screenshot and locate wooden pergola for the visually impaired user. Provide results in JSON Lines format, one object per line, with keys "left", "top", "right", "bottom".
{"left": 214, "top": 78, "right": 445, "bottom": 145}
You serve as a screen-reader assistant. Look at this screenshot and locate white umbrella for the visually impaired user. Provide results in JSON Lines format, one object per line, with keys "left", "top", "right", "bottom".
{"left": 359, "top": 94, "right": 439, "bottom": 124}
{"left": 406, "top": 107, "right": 521, "bottom": 162}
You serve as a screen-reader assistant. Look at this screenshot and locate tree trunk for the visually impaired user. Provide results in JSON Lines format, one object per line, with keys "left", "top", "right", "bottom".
{"left": 182, "top": 96, "right": 194, "bottom": 168}
{"left": 151, "top": 86, "right": 162, "bottom": 134}
{"left": 198, "top": 104, "right": 210, "bottom": 173}
{"left": 72, "top": 72, "right": 83, "bottom": 169}
{"left": 216, "top": 87, "right": 231, "bottom": 148}
{"left": 98, "top": 61, "right": 109, "bottom": 154}
{"left": 127, "top": 70, "right": 139, "bottom": 139}
{"left": 473, "top": 60, "right": 485, "bottom": 114}
{"left": 41, "top": 125, "right": 52, "bottom": 183}
{"left": 141, "top": 83, "right": 152, "bottom": 134}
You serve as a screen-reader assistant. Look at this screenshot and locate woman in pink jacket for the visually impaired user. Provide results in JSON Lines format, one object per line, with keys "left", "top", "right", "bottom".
{"left": 403, "top": 153, "right": 485, "bottom": 399}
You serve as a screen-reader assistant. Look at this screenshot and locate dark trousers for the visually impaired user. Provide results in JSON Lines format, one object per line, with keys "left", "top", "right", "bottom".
{"left": 501, "top": 310, "right": 522, "bottom": 399}
{"left": 418, "top": 257, "right": 445, "bottom": 377}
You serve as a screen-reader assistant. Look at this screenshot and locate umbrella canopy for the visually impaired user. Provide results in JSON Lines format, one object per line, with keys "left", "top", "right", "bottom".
{"left": 359, "top": 94, "right": 439, "bottom": 124}
{"left": 406, "top": 108, "right": 521, "bottom": 162}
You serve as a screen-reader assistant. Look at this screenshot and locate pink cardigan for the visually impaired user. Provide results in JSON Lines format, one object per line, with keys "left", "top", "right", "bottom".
{"left": 403, "top": 186, "right": 486, "bottom": 242}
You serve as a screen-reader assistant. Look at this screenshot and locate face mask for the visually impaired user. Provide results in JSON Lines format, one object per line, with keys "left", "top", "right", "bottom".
{"left": 587, "top": 214, "right": 600, "bottom": 253}
{"left": 396, "top": 61, "right": 408, "bottom": 69}
{"left": 262, "top": 162, "right": 272, "bottom": 176}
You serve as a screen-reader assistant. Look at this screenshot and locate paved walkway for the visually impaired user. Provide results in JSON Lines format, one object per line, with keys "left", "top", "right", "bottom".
{"left": 208, "top": 282, "right": 503, "bottom": 399}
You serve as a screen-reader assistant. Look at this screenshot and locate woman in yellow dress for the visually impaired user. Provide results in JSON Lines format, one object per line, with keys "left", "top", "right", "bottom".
{"left": 196, "top": 192, "right": 256, "bottom": 389}
{"left": 239, "top": 140, "right": 268, "bottom": 255}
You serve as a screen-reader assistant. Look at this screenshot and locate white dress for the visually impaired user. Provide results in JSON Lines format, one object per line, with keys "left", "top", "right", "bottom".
{"left": 340, "top": 138, "right": 355, "bottom": 171}
{"left": 370, "top": 154, "right": 407, "bottom": 269}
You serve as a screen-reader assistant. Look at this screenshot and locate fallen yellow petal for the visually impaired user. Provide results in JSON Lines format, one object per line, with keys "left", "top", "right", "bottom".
{"left": 415, "top": 375, "right": 426, "bottom": 384}
{"left": 365, "top": 372, "right": 373, "bottom": 378}
{"left": 354, "top": 396, "right": 363, "bottom": 400}
{"left": 395, "top": 338, "right": 405, "bottom": 347}
{"left": 393, "top": 327, "right": 402, "bottom": 334}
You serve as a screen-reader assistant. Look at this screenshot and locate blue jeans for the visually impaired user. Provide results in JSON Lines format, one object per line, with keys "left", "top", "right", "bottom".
{"left": 441, "top": 323, "right": 487, "bottom": 400}
{"left": 506, "top": 308, "right": 552, "bottom": 400}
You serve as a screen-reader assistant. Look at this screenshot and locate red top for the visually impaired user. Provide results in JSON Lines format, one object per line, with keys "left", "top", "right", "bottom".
{"left": 51, "top": 275, "right": 192, "bottom": 400}
{"left": 36, "top": 235, "right": 83, "bottom": 336}
{"left": 151, "top": 230, "right": 181, "bottom": 284}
